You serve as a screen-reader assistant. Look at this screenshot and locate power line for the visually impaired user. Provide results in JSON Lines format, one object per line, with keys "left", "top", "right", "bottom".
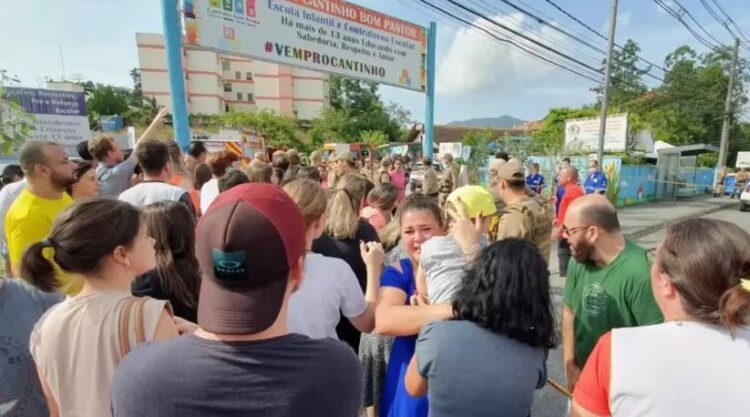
{"left": 415, "top": 0, "right": 604, "bottom": 83}
{"left": 670, "top": 0, "right": 726, "bottom": 47}
{"left": 652, "top": 0, "right": 721, "bottom": 52}
{"left": 469, "top": 0, "right": 605, "bottom": 68}
{"left": 473, "top": 0, "right": 665, "bottom": 83}
{"left": 709, "top": 0, "right": 750, "bottom": 44}
{"left": 419, "top": 0, "right": 653, "bottom": 93}
{"left": 436, "top": 0, "right": 604, "bottom": 74}
{"left": 700, "top": 0, "right": 750, "bottom": 51}
{"left": 543, "top": 0, "right": 670, "bottom": 74}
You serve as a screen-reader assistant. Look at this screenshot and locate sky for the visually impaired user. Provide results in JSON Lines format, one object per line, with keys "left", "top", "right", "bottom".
{"left": 2, "top": 0, "right": 748, "bottom": 124}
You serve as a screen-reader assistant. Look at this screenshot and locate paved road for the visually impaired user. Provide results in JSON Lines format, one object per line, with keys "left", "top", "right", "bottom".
{"left": 531, "top": 200, "right": 747, "bottom": 417}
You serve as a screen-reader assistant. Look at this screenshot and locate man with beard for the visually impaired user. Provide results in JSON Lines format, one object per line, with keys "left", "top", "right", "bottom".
{"left": 561, "top": 195, "right": 662, "bottom": 393}
{"left": 6, "top": 141, "right": 78, "bottom": 293}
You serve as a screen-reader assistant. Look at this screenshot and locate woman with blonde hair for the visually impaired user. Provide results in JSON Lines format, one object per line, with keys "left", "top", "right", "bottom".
{"left": 572, "top": 218, "right": 750, "bottom": 417}
{"left": 283, "top": 179, "right": 382, "bottom": 340}
{"left": 312, "top": 174, "right": 379, "bottom": 352}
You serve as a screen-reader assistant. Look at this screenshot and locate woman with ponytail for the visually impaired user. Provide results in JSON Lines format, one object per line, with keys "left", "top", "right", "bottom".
{"left": 572, "top": 218, "right": 750, "bottom": 417}
{"left": 131, "top": 201, "right": 201, "bottom": 322}
{"left": 26, "top": 199, "right": 179, "bottom": 417}
{"left": 312, "top": 174, "right": 379, "bottom": 352}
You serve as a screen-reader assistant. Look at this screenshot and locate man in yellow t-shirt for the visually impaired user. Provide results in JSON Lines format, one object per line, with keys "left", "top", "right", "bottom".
{"left": 6, "top": 141, "right": 78, "bottom": 294}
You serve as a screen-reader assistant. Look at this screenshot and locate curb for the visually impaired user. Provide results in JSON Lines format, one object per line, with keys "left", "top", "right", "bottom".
{"left": 625, "top": 200, "right": 738, "bottom": 240}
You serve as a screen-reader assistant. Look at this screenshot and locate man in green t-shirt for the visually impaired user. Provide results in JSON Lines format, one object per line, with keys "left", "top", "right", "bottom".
{"left": 561, "top": 195, "right": 663, "bottom": 392}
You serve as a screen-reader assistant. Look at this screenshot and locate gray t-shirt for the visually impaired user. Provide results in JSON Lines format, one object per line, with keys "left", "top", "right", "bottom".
{"left": 96, "top": 157, "right": 137, "bottom": 198}
{"left": 420, "top": 236, "right": 487, "bottom": 303}
{"left": 416, "top": 320, "right": 547, "bottom": 417}
{"left": 0, "top": 279, "right": 62, "bottom": 417}
{"left": 112, "top": 333, "right": 362, "bottom": 417}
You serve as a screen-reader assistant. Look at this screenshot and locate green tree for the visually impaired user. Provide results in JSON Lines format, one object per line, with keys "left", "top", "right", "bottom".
{"left": 0, "top": 71, "right": 35, "bottom": 155}
{"left": 592, "top": 39, "right": 650, "bottom": 108}
{"left": 360, "top": 130, "right": 389, "bottom": 147}
{"left": 224, "top": 110, "right": 304, "bottom": 150}
{"left": 84, "top": 84, "right": 131, "bottom": 129}
{"left": 322, "top": 75, "right": 411, "bottom": 142}
{"left": 461, "top": 129, "right": 495, "bottom": 184}
{"left": 308, "top": 107, "right": 349, "bottom": 146}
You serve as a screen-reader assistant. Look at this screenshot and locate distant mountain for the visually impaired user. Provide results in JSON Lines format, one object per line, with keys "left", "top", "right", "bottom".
{"left": 447, "top": 115, "right": 525, "bottom": 129}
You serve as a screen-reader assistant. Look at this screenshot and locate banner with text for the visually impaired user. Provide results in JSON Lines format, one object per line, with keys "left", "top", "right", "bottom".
{"left": 564, "top": 113, "right": 629, "bottom": 153}
{"left": 4, "top": 87, "right": 89, "bottom": 156}
{"left": 183, "top": 0, "right": 427, "bottom": 91}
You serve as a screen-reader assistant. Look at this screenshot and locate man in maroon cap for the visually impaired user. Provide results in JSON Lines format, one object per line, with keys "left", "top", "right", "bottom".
{"left": 111, "top": 184, "right": 362, "bottom": 417}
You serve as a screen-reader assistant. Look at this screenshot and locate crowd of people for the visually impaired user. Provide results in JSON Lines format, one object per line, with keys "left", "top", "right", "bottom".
{"left": 3, "top": 112, "right": 749, "bottom": 417}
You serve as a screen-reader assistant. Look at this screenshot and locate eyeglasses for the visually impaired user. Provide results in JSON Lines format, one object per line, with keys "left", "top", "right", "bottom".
{"left": 561, "top": 224, "right": 590, "bottom": 237}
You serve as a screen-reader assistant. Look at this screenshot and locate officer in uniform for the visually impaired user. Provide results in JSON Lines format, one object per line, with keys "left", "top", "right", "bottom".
{"left": 422, "top": 158, "right": 440, "bottom": 204}
{"left": 439, "top": 153, "right": 460, "bottom": 206}
{"left": 583, "top": 160, "right": 608, "bottom": 195}
{"left": 493, "top": 159, "right": 553, "bottom": 263}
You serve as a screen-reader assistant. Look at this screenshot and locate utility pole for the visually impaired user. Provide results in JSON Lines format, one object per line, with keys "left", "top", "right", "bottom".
{"left": 597, "top": 0, "right": 619, "bottom": 165}
{"left": 718, "top": 38, "right": 740, "bottom": 170}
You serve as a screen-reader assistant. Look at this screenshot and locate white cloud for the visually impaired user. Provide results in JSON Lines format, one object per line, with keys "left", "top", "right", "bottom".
{"left": 601, "top": 12, "right": 632, "bottom": 33}
{"left": 435, "top": 13, "right": 585, "bottom": 96}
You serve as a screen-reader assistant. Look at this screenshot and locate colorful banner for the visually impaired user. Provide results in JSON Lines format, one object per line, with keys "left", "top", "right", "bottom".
{"left": 564, "top": 113, "right": 629, "bottom": 153}
{"left": 4, "top": 87, "right": 90, "bottom": 156}
{"left": 183, "top": 0, "right": 427, "bottom": 91}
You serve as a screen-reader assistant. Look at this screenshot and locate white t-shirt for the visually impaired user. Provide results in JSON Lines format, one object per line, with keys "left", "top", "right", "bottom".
{"left": 119, "top": 181, "right": 191, "bottom": 210}
{"left": 0, "top": 179, "right": 26, "bottom": 256}
{"left": 287, "top": 253, "right": 367, "bottom": 339}
{"left": 577, "top": 321, "right": 750, "bottom": 417}
{"left": 200, "top": 178, "right": 220, "bottom": 214}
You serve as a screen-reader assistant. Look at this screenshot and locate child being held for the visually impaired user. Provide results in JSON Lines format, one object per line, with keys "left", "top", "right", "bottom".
{"left": 416, "top": 186, "right": 497, "bottom": 303}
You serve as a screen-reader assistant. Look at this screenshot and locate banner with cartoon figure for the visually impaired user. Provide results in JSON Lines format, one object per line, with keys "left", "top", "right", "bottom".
{"left": 183, "top": 0, "right": 427, "bottom": 91}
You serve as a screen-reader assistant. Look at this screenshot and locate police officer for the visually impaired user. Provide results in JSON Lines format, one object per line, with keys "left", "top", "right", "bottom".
{"left": 422, "top": 157, "right": 440, "bottom": 204}
{"left": 439, "top": 153, "right": 460, "bottom": 206}
{"left": 583, "top": 160, "right": 608, "bottom": 195}
{"left": 493, "top": 159, "right": 553, "bottom": 263}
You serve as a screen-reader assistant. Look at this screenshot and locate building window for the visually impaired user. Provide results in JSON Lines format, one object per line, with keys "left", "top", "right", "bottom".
{"left": 247, "top": 93, "right": 254, "bottom": 102}
{"left": 237, "top": 92, "right": 243, "bottom": 100}
{"left": 235, "top": 71, "right": 241, "bottom": 80}
{"left": 223, "top": 83, "right": 232, "bottom": 92}
{"left": 225, "top": 104, "right": 230, "bottom": 113}
{"left": 222, "top": 60, "right": 230, "bottom": 71}
{"left": 246, "top": 72, "right": 253, "bottom": 81}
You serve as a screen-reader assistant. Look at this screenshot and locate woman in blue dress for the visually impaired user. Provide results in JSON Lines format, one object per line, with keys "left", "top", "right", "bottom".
{"left": 375, "top": 195, "right": 453, "bottom": 417}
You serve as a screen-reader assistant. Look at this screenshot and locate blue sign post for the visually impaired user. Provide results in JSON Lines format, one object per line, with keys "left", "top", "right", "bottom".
{"left": 423, "top": 21, "right": 437, "bottom": 159}
{"left": 161, "top": 0, "right": 191, "bottom": 151}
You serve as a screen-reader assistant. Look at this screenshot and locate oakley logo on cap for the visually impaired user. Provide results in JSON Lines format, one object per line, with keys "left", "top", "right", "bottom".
{"left": 212, "top": 249, "right": 247, "bottom": 282}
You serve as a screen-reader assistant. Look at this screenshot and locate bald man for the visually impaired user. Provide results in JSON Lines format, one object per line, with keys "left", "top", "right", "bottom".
{"left": 553, "top": 164, "right": 584, "bottom": 279}
{"left": 561, "top": 194, "right": 663, "bottom": 392}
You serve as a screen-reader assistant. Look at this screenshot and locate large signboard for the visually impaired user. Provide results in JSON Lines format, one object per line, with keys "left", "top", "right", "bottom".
{"left": 736, "top": 151, "right": 750, "bottom": 168}
{"left": 565, "top": 113, "right": 629, "bottom": 153}
{"left": 183, "top": 0, "right": 427, "bottom": 91}
{"left": 4, "top": 87, "right": 89, "bottom": 155}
